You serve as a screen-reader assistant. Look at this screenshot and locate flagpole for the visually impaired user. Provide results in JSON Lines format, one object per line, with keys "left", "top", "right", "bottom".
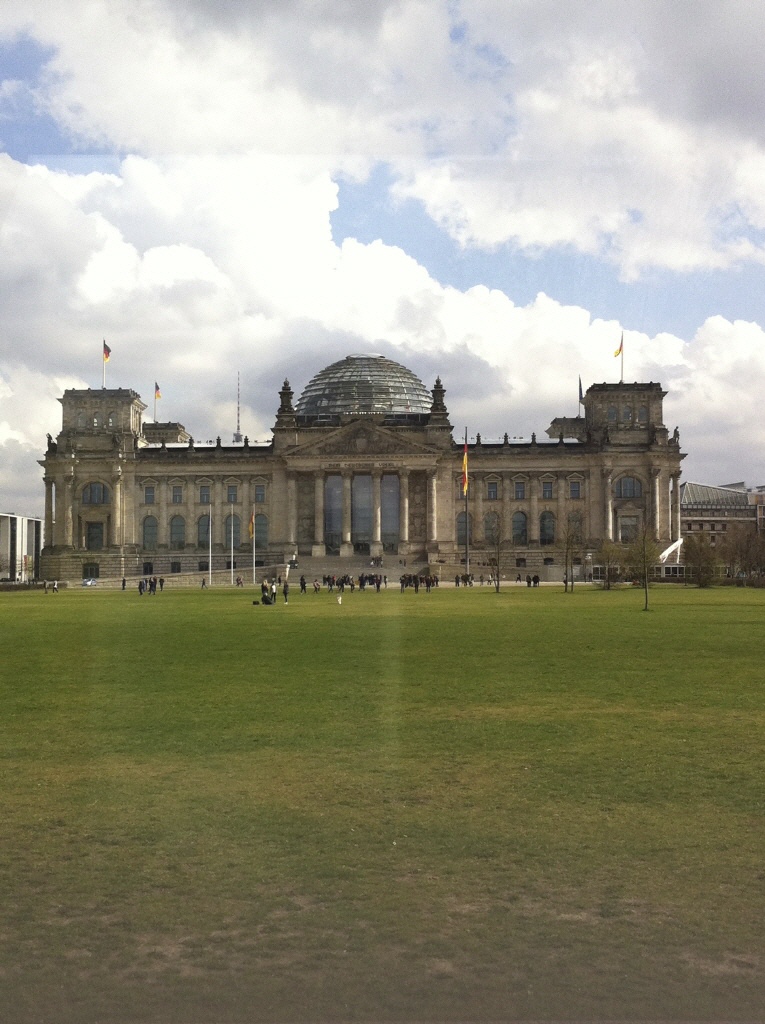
{"left": 230, "top": 502, "right": 234, "bottom": 586}
{"left": 464, "top": 427, "right": 470, "bottom": 580}
{"left": 208, "top": 501, "right": 212, "bottom": 588}
{"left": 251, "top": 507, "right": 256, "bottom": 585}
{"left": 102, "top": 344, "right": 106, "bottom": 388}
{"left": 620, "top": 332, "right": 624, "bottom": 384}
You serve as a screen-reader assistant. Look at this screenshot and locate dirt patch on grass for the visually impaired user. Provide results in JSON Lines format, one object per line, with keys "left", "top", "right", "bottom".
{"left": 680, "top": 950, "right": 762, "bottom": 977}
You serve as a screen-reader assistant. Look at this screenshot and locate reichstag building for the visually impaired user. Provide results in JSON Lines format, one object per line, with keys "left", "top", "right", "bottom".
{"left": 39, "top": 354, "right": 685, "bottom": 581}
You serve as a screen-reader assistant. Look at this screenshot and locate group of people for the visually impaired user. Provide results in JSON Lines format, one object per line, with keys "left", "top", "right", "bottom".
{"left": 400, "top": 573, "right": 439, "bottom": 592}
{"left": 318, "top": 573, "right": 388, "bottom": 592}
{"left": 138, "top": 576, "right": 164, "bottom": 595}
{"left": 259, "top": 578, "right": 289, "bottom": 604}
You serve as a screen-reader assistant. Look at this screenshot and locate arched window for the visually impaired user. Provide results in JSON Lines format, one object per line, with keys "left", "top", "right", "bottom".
{"left": 107, "top": 412, "right": 116, "bottom": 428}
{"left": 622, "top": 406, "right": 632, "bottom": 422}
{"left": 82, "top": 482, "right": 109, "bottom": 504}
{"left": 170, "top": 515, "right": 186, "bottom": 550}
{"left": 77, "top": 411, "right": 87, "bottom": 429}
{"left": 512, "top": 511, "right": 527, "bottom": 545}
{"left": 93, "top": 413, "right": 100, "bottom": 428}
{"left": 197, "top": 514, "right": 210, "bottom": 546}
{"left": 615, "top": 476, "right": 643, "bottom": 498}
{"left": 638, "top": 406, "right": 649, "bottom": 423}
{"left": 540, "top": 511, "right": 555, "bottom": 546}
{"left": 456, "top": 511, "right": 472, "bottom": 547}
{"left": 607, "top": 406, "right": 618, "bottom": 422}
{"left": 254, "top": 514, "right": 268, "bottom": 550}
{"left": 225, "top": 514, "right": 241, "bottom": 549}
{"left": 484, "top": 511, "right": 501, "bottom": 546}
{"left": 143, "top": 516, "right": 158, "bottom": 550}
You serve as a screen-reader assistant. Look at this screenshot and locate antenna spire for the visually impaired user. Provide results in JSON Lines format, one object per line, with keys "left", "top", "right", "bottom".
{"left": 233, "top": 372, "right": 243, "bottom": 443}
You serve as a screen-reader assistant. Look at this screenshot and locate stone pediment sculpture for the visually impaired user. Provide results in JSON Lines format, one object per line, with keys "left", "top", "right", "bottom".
{"left": 290, "top": 421, "right": 438, "bottom": 459}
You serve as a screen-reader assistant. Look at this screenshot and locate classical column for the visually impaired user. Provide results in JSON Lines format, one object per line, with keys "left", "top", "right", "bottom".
{"left": 474, "top": 474, "right": 484, "bottom": 543}
{"left": 158, "top": 478, "right": 169, "bottom": 548}
{"left": 427, "top": 470, "right": 438, "bottom": 544}
{"left": 652, "top": 469, "right": 661, "bottom": 540}
{"left": 111, "top": 470, "right": 122, "bottom": 547}
{"left": 312, "top": 471, "right": 325, "bottom": 556}
{"left": 212, "top": 478, "right": 223, "bottom": 549}
{"left": 63, "top": 470, "right": 74, "bottom": 547}
{"left": 399, "top": 470, "right": 410, "bottom": 546}
{"left": 44, "top": 477, "right": 54, "bottom": 547}
{"left": 604, "top": 470, "right": 613, "bottom": 541}
{"left": 528, "top": 473, "right": 539, "bottom": 545}
{"left": 582, "top": 473, "right": 591, "bottom": 544}
{"left": 672, "top": 473, "right": 682, "bottom": 541}
{"left": 371, "top": 471, "right": 382, "bottom": 557}
{"left": 287, "top": 473, "right": 298, "bottom": 547}
{"left": 557, "top": 472, "right": 566, "bottom": 536}
{"left": 501, "top": 473, "right": 511, "bottom": 539}
{"left": 341, "top": 471, "right": 353, "bottom": 556}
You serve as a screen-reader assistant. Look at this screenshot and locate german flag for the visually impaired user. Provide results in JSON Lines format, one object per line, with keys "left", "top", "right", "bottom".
{"left": 103, "top": 340, "right": 111, "bottom": 362}
{"left": 461, "top": 437, "right": 469, "bottom": 496}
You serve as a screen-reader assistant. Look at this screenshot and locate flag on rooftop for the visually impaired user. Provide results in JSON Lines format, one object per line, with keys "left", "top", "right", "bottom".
{"left": 155, "top": 382, "right": 161, "bottom": 399}
{"left": 461, "top": 434, "right": 469, "bottom": 496}
{"left": 614, "top": 333, "right": 623, "bottom": 358}
{"left": 103, "top": 340, "right": 111, "bottom": 362}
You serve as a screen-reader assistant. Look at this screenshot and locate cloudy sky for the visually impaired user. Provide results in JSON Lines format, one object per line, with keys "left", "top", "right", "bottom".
{"left": 2, "top": 0, "right": 765, "bottom": 517}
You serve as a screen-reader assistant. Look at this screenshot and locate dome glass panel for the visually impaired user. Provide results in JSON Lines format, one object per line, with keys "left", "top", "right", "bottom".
{"left": 295, "top": 355, "right": 431, "bottom": 424}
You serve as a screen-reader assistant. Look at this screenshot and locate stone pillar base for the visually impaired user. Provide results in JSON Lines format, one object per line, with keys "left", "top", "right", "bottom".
{"left": 340, "top": 542, "right": 355, "bottom": 558}
{"left": 370, "top": 541, "right": 383, "bottom": 558}
{"left": 311, "top": 543, "right": 326, "bottom": 557}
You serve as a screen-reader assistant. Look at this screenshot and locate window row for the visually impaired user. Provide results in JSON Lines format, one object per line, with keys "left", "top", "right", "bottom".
{"left": 466, "top": 479, "right": 583, "bottom": 501}
{"left": 606, "top": 405, "right": 649, "bottom": 424}
{"left": 142, "top": 514, "right": 269, "bottom": 550}
{"left": 456, "top": 510, "right": 565, "bottom": 546}
{"left": 76, "top": 411, "right": 117, "bottom": 429}
{"left": 469, "top": 476, "right": 643, "bottom": 502}
{"left": 142, "top": 483, "right": 267, "bottom": 505}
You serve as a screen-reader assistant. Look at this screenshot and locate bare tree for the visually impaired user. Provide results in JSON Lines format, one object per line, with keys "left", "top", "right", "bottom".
{"left": 683, "top": 532, "right": 720, "bottom": 587}
{"left": 598, "top": 540, "right": 622, "bottom": 590}
{"left": 484, "top": 510, "right": 504, "bottom": 592}
{"left": 625, "top": 523, "right": 662, "bottom": 611}
{"left": 560, "top": 512, "right": 584, "bottom": 592}
{"left": 720, "top": 522, "right": 765, "bottom": 583}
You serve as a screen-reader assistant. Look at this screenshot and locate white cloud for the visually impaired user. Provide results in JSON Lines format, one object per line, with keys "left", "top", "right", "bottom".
{"left": 1, "top": 2, "right": 765, "bottom": 514}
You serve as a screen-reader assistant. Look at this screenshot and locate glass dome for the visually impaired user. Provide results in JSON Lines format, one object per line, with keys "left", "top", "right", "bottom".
{"left": 295, "top": 354, "right": 432, "bottom": 424}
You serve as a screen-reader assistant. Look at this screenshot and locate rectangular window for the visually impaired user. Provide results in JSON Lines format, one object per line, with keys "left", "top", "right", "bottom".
{"left": 142, "top": 561, "right": 154, "bottom": 575}
{"left": 171, "top": 561, "right": 181, "bottom": 574}
{"left": 569, "top": 481, "right": 581, "bottom": 499}
{"left": 199, "top": 485, "right": 210, "bottom": 504}
{"left": 542, "top": 480, "right": 553, "bottom": 500}
{"left": 487, "top": 481, "right": 498, "bottom": 501}
{"left": 198, "top": 560, "right": 209, "bottom": 572}
{"left": 82, "top": 563, "right": 100, "bottom": 578}
{"left": 254, "top": 484, "right": 266, "bottom": 503}
{"left": 144, "top": 486, "right": 155, "bottom": 505}
{"left": 227, "top": 485, "right": 238, "bottom": 504}
{"left": 172, "top": 485, "right": 183, "bottom": 504}
{"left": 515, "top": 558, "right": 526, "bottom": 568}
{"left": 515, "top": 481, "right": 525, "bottom": 500}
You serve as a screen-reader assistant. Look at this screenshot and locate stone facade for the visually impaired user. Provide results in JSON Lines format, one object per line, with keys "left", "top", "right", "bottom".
{"left": 39, "top": 361, "right": 685, "bottom": 581}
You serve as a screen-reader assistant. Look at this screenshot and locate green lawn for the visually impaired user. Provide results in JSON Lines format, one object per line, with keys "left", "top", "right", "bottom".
{"left": 2, "top": 583, "right": 764, "bottom": 1022}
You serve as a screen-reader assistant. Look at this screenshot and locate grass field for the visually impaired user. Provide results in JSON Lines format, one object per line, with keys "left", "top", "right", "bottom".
{"left": 2, "top": 582, "right": 764, "bottom": 1022}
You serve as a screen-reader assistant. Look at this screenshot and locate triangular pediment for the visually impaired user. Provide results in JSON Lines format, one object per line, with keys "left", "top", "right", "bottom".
{"left": 288, "top": 421, "right": 439, "bottom": 459}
